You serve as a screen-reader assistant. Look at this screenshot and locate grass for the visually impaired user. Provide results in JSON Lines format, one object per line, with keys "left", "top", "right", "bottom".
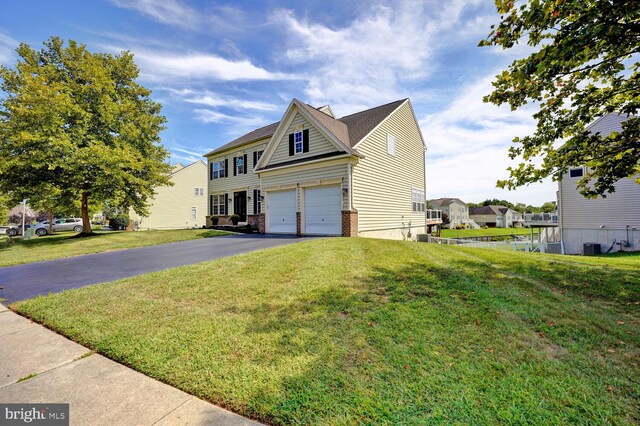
{"left": 0, "top": 229, "right": 231, "bottom": 267}
{"left": 12, "top": 239, "right": 640, "bottom": 424}
{"left": 441, "top": 227, "right": 540, "bottom": 239}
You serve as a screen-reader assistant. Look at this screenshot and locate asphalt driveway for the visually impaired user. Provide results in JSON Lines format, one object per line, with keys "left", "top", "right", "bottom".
{"left": 0, "top": 234, "right": 312, "bottom": 304}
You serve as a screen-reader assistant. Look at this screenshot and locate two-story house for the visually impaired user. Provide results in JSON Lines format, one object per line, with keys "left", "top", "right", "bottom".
{"left": 558, "top": 113, "right": 640, "bottom": 254}
{"left": 204, "top": 98, "right": 441, "bottom": 240}
{"left": 130, "top": 161, "right": 208, "bottom": 230}
{"left": 428, "top": 198, "right": 469, "bottom": 229}
{"left": 469, "top": 205, "right": 519, "bottom": 228}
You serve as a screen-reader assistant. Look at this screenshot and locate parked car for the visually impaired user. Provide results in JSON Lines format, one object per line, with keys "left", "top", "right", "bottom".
{"left": 33, "top": 218, "right": 83, "bottom": 236}
{"left": 0, "top": 225, "right": 21, "bottom": 237}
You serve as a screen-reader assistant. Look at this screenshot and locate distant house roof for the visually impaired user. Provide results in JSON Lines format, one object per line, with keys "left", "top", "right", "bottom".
{"left": 204, "top": 99, "right": 407, "bottom": 157}
{"left": 171, "top": 160, "right": 205, "bottom": 176}
{"left": 469, "top": 205, "right": 510, "bottom": 216}
{"left": 429, "top": 197, "right": 467, "bottom": 207}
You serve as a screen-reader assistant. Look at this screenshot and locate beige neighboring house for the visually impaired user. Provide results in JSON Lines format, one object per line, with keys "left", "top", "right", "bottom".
{"left": 204, "top": 98, "right": 442, "bottom": 240}
{"left": 130, "top": 161, "right": 208, "bottom": 230}
{"left": 429, "top": 198, "right": 470, "bottom": 229}
{"left": 558, "top": 113, "right": 640, "bottom": 255}
{"left": 469, "top": 205, "right": 521, "bottom": 228}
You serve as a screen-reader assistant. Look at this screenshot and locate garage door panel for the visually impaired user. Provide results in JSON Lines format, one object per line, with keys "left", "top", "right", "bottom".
{"left": 268, "top": 190, "right": 296, "bottom": 233}
{"left": 304, "top": 186, "right": 341, "bottom": 235}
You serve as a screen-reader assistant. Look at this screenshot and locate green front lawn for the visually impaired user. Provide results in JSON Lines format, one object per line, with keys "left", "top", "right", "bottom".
{"left": 441, "top": 227, "right": 539, "bottom": 238}
{"left": 0, "top": 229, "right": 231, "bottom": 267}
{"left": 13, "top": 239, "right": 640, "bottom": 424}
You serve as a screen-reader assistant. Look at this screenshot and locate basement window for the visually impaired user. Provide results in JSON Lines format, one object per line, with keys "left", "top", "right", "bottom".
{"left": 569, "top": 167, "right": 584, "bottom": 178}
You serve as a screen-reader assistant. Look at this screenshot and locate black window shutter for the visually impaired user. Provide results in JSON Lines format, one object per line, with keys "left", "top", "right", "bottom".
{"left": 233, "top": 157, "right": 237, "bottom": 176}
{"left": 303, "top": 129, "right": 309, "bottom": 153}
{"left": 289, "top": 134, "right": 294, "bottom": 156}
{"left": 224, "top": 193, "right": 228, "bottom": 215}
{"left": 224, "top": 159, "right": 228, "bottom": 178}
{"left": 209, "top": 162, "right": 213, "bottom": 180}
{"left": 209, "top": 195, "right": 213, "bottom": 215}
{"left": 253, "top": 151, "right": 257, "bottom": 167}
{"left": 243, "top": 154, "right": 248, "bottom": 174}
{"left": 253, "top": 189, "right": 257, "bottom": 214}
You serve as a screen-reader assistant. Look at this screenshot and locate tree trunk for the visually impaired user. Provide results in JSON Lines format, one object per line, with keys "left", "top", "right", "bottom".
{"left": 48, "top": 209, "right": 53, "bottom": 234}
{"left": 81, "top": 192, "right": 92, "bottom": 234}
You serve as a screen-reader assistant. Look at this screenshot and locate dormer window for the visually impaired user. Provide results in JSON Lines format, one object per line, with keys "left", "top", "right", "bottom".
{"left": 294, "top": 131, "right": 303, "bottom": 154}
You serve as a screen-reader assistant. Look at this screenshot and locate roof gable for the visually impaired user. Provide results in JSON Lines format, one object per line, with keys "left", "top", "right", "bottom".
{"left": 204, "top": 98, "right": 414, "bottom": 161}
{"left": 256, "top": 99, "right": 352, "bottom": 170}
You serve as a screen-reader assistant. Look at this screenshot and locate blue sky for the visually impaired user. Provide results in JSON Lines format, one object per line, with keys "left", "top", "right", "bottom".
{"left": 0, "top": 0, "right": 555, "bottom": 205}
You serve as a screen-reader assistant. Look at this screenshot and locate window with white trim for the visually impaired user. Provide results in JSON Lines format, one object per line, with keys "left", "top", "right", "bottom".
{"left": 256, "top": 190, "right": 262, "bottom": 214}
{"left": 412, "top": 188, "right": 425, "bottom": 212}
{"left": 236, "top": 157, "right": 245, "bottom": 175}
{"left": 212, "top": 160, "right": 225, "bottom": 179}
{"left": 191, "top": 206, "right": 197, "bottom": 220}
{"left": 194, "top": 187, "right": 204, "bottom": 196}
{"left": 256, "top": 150, "right": 263, "bottom": 162}
{"left": 294, "top": 131, "right": 303, "bottom": 154}
{"left": 387, "top": 134, "right": 396, "bottom": 156}
{"left": 569, "top": 167, "right": 583, "bottom": 178}
{"left": 212, "top": 194, "right": 225, "bottom": 215}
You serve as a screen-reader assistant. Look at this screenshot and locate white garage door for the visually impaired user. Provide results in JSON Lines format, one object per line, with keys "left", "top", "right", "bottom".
{"left": 267, "top": 190, "right": 297, "bottom": 233}
{"left": 304, "top": 185, "right": 342, "bottom": 235}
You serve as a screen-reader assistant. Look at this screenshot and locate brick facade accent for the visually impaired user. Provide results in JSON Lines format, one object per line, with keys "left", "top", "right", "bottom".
{"left": 341, "top": 210, "right": 358, "bottom": 237}
{"left": 296, "top": 212, "right": 302, "bottom": 236}
{"left": 206, "top": 215, "right": 233, "bottom": 226}
{"left": 258, "top": 213, "right": 265, "bottom": 234}
{"left": 247, "top": 214, "right": 259, "bottom": 229}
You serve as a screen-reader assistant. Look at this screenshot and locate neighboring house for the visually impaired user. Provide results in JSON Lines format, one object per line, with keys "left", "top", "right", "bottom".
{"left": 558, "top": 113, "right": 640, "bottom": 255}
{"left": 429, "top": 198, "right": 469, "bottom": 228}
{"left": 204, "top": 98, "right": 441, "bottom": 240}
{"left": 469, "top": 205, "right": 520, "bottom": 228}
{"left": 130, "top": 161, "right": 208, "bottom": 230}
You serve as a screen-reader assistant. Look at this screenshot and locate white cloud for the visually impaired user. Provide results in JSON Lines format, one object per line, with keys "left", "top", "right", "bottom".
{"left": 421, "top": 73, "right": 556, "bottom": 205}
{"left": 110, "top": 0, "right": 247, "bottom": 34}
{"left": 271, "top": 0, "right": 488, "bottom": 115}
{"left": 164, "top": 88, "right": 278, "bottom": 112}
{"left": 193, "top": 108, "right": 269, "bottom": 136}
{"left": 0, "top": 32, "right": 18, "bottom": 66}
{"left": 110, "top": 0, "right": 199, "bottom": 30}
{"left": 133, "top": 50, "right": 291, "bottom": 82}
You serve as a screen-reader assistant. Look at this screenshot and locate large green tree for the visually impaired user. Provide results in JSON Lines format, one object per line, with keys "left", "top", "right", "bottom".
{"left": 481, "top": 0, "right": 639, "bottom": 197}
{"left": 0, "top": 37, "right": 171, "bottom": 234}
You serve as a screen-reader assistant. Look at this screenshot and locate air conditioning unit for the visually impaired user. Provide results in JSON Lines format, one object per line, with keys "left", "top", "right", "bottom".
{"left": 583, "top": 242, "right": 602, "bottom": 255}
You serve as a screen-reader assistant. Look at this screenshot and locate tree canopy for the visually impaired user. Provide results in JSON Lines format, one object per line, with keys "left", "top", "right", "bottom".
{"left": 481, "top": 0, "right": 639, "bottom": 197}
{"left": 0, "top": 37, "right": 172, "bottom": 233}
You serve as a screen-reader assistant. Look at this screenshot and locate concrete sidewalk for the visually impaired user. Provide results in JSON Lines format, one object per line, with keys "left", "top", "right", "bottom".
{"left": 0, "top": 305, "right": 260, "bottom": 425}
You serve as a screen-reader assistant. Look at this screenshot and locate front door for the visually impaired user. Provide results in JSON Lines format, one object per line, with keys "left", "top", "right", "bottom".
{"left": 233, "top": 191, "right": 247, "bottom": 222}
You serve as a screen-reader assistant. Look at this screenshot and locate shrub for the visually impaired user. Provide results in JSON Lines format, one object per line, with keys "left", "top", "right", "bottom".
{"left": 109, "top": 214, "right": 130, "bottom": 230}
{"left": 229, "top": 214, "right": 240, "bottom": 225}
{"left": 482, "top": 225, "right": 489, "bottom": 229}
{"left": 208, "top": 215, "right": 219, "bottom": 225}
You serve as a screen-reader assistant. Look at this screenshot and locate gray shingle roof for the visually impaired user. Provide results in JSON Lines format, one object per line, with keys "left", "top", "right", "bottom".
{"left": 429, "top": 197, "right": 466, "bottom": 207}
{"left": 470, "top": 205, "right": 508, "bottom": 215}
{"left": 203, "top": 98, "right": 408, "bottom": 157}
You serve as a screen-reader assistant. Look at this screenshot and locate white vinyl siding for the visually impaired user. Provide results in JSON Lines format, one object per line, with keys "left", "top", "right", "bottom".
{"left": 352, "top": 101, "right": 426, "bottom": 232}
{"left": 560, "top": 173, "right": 640, "bottom": 229}
{"left": 206, "top": 139, "right": 267, "bottom": 215}
{"left": 267, "top": 112, "right": 340, "bottom": 166}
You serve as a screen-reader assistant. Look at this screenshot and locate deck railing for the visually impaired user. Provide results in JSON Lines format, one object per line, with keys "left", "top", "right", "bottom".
{"left": 523, "top": 212, "right": 558, "bottom": 225}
